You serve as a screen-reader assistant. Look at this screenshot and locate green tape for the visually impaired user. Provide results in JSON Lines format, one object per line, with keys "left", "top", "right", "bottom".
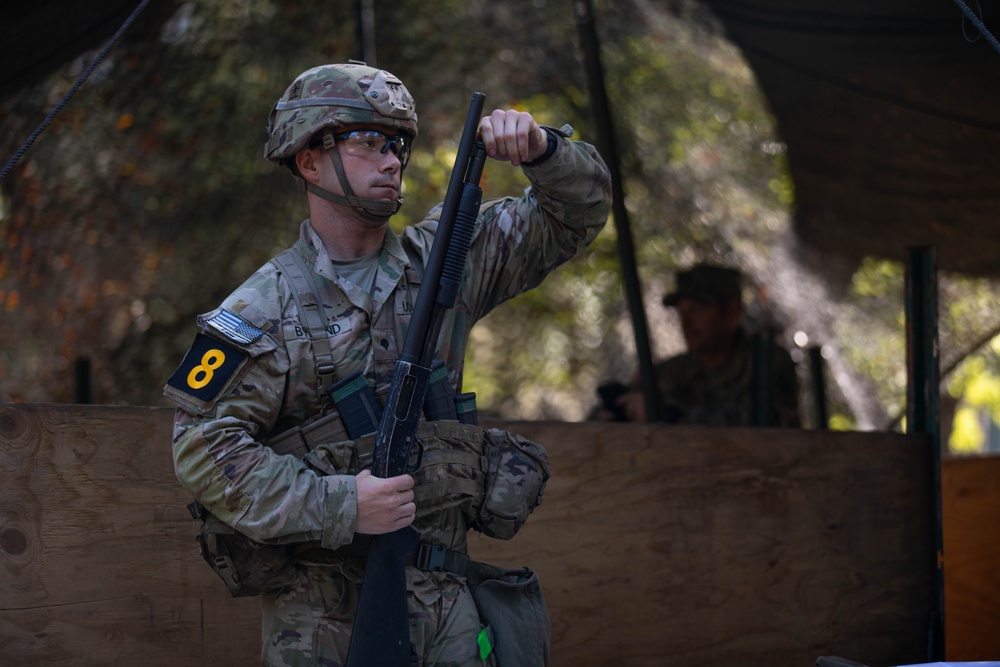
{"left": 477, "top": 626, "right": 494, "bottom": 662}
{"left": 329, "top": 372, "right": 367, "bottom": 401}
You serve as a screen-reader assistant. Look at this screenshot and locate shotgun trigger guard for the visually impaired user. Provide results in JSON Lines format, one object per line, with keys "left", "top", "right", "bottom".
{"left": 406, "top": 440, "right": 425, "bottom": 474}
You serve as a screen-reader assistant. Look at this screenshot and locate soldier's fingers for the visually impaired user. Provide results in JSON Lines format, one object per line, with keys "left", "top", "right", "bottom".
{"left": 480, "top": 109, "right": 543, "bottom": 164}
{"left": 488, "top": 109, "right": 510, "bottom": 159}
{"left": 478, "top": 116, "right": 496, "bottom": 155}
{"left": 513, "top": 111, "right": 535, "bottom": 163}
{"left": 396, "top": 487, "right": 415, "bottom": 505}
{"left": 388, "top": 473, "right": 414, "bottom": 491}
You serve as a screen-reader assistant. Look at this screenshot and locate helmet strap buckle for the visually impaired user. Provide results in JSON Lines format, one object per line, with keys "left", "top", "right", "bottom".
{"left": 321, "top": 130, "right": 336, "bottom": 152}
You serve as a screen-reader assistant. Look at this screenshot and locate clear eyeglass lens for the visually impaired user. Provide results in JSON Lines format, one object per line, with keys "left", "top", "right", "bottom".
{"left": 336, "top": 130, "right": 410, "bottom": 167}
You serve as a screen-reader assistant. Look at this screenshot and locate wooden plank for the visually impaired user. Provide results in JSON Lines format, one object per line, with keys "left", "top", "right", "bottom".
{"left": 470, "top": 421, "right": 933, "bottom": 667}
{"left": 1, "top": 405, "right": 943, "bottom": 666}
{"left": 0, "top": 404, "right": 259, "bottom": 666}
{"left": 942, "top": 454, "right": 1000, "bottom": 660}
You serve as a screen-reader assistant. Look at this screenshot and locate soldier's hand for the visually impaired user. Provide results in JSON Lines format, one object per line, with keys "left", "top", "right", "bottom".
{"left": 354, "top": 470, "right": 416, "bottom": 535}
{"left": 616, "top": 391, "right": 648, "bottom": 423}
{"left": 479, "top": 109, "right": 549, "bottom": 166}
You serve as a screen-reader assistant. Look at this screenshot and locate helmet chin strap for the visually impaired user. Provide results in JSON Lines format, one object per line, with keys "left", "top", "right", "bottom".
{"left": 301, "top": 131, "right": 403, "bottom": 221}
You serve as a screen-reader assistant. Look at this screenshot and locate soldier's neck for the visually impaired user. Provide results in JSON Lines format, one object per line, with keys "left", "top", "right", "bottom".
{"left": 311, "top": 207, "right": 389, "bottom": 261}
{"left": 694, "top": 334, "right": 740, "bottom": 370}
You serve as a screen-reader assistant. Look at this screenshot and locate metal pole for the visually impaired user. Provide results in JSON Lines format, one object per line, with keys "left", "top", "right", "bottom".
{"left": 74, "top": 357, "right": 92, "bottom": 404}
{"left": 573, "top": 0, "right": 662, "bottom": 421}
{"left": 808, "top": 346, "right": 829, "bottom": 429}
{"left": 358, "top": 0, "right": 377, "bottom": 66}
{"left": 905, "top": 245, "right": 944, "bottom": 661}
{"left": 750, "top": 331, "right": 773, "bottom": 426}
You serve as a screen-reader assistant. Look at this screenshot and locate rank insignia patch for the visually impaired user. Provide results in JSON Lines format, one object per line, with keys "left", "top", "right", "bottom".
{"left": 167, "top": 333, "right": 247, "bottom": 400}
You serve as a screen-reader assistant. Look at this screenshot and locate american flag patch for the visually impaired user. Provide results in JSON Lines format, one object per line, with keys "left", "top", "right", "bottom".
{"left": 204, "top": 309, "right": 264, "bottom": 344}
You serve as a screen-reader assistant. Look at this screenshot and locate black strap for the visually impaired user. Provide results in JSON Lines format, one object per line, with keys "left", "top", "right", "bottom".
{"left": 403, "top": 243, "right": 425, "bottom": 282}
{"left": 334, "top": 537, "right": 469, "bottom": 576}
{"left": 271, "top": 242, "right": 337, "bottom": 391}
{"left": 408, "top": 543, "right": 470, "bottom": 576}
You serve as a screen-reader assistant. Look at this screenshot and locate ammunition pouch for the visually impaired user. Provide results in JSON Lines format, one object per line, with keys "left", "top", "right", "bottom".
{"left": 473, "top": 428, "right": 550, "bottom": 540}
{"left": 466, "top": 560, "right": 551, "bottom": 667}
{"left": 189, "top": 502, "right": 304, "bottom": 597}
{"left": 189, "top": 420, "right": 548, "bottom": 597}
{"left": 308, "top": 421, "right": 550, "bottom": 539}
{"left": 400, "top": 545, "right": 552, "bottom": 667}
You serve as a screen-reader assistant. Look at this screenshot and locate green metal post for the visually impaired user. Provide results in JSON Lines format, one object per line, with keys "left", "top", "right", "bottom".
{"left": 750, "top": 331, "right": 773, "bottom": 426}
{"left": 574, "top": 0, "right": 662, "bottom": 421}
{"left": 808, "top": 346, "right": 829, "bottom": 429}
{"left": 905, "top": 245, "right": 944, "bottom": 661}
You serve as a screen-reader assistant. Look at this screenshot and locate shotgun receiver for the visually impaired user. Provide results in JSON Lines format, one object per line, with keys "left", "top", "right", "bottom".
{"left": 344, "top": 91, "right": 488, "bottom": 667}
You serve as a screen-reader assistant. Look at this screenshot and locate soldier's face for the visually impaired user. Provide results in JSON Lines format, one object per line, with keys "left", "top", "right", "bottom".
{"left": 676, "top": 297, "right": 741, "bottom": 356}
{"left": 328, "top": 124, "right": 403, "bottom": 203}
{"left": 298, "top": 125, "right": 403, "bottom": 213}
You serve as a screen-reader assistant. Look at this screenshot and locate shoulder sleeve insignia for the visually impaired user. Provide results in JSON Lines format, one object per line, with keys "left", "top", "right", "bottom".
{"left": 203, "top": 308, "right": 265, "bottom": 344}
{"left": 167, "top": 333, "right": 248, "bottom": 401}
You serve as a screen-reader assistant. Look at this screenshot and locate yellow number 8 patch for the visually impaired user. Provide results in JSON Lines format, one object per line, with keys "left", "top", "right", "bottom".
{"left": 187, "top": 349, "right": 227, "bottom": 389}
{"left": 167, "top": 333, "right": 246, "bottom": 402}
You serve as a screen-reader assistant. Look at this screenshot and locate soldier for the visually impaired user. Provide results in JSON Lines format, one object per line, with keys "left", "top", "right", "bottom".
{"left": 164, "top": 62, "right": 611, "bottom": 666}
{"left": 608, "top": 263, "right": 800, "bottom": 427}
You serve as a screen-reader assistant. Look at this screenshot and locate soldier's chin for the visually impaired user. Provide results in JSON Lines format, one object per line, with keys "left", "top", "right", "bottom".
{"left": 359, "top": 207, "right": 395, "bottom": 222}
{"left": 370, "top": 187, "right": 399, "bottom": 200}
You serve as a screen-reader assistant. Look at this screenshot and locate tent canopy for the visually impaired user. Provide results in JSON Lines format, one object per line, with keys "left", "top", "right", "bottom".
{"left": 700, "top": 0, "right": 1000, "bottom": 274}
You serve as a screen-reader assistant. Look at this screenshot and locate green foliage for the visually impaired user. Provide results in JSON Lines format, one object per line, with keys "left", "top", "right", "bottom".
{"left": 829, "top": 256, "right": 1000, "bottom": 446}
{"left": 4, "top": 0, "right": 1000, "bottom": 445}
{"left": 0, "top": 0, "right": 791, "bottom": 414}
{"left": 852, "top": 257, "right": 904, "bottom": 298}
{"left": 828, "top": 414, "right": 856, "bottom": 431}
{"left": 947, "top": 339, "right": 1000, "bottom": 452}
{"left": 839, "top": 258, "right": 907, "bottom": 415}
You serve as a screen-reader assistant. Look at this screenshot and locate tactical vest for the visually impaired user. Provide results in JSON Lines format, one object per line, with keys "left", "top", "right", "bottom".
{"left": 188, "top": 231, "right": 551, "bottom": 667}
{"left": 259, "top": 239, "right": 548, "bottom": 550}
{"left": 264, "top": 237, "right": 425, "bottom": 459}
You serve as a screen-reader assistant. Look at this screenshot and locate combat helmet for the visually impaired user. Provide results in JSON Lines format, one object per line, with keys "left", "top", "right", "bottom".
{"left": 265, "top": 61, "right": 418, "bottom": 219}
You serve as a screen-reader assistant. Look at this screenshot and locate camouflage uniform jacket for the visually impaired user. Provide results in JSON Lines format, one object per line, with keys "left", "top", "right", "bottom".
{"left": 165, "top": 133, "right": 611, "bottom": 554}
{"left": 647, "top": 328, "right": 801, "bottom": 427}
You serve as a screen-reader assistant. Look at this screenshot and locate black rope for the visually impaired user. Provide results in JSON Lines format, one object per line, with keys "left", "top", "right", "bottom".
{"left": 0, "top": 0, "right": 153, "bottom": 184}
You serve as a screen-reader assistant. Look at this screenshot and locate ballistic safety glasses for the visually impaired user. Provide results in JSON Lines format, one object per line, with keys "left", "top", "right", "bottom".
{"left": 332, "top": 129, "right": 411, "bottom": 168}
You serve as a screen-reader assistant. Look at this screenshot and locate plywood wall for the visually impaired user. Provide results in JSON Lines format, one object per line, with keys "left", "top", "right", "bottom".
{"left": 1, "top": 404, "right": 992, "bottom": 666}
{"left": 470, "top": 421, "right": 933, "bottom": 667}
{"left": 941, "top": 454, "right": 1000, "bottom": 661}
{"left": 0, "top": 404, "right": 260, "bottom": 665}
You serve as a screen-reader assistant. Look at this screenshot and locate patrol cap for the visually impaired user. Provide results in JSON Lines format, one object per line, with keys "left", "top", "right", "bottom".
{"left": 662, "top": 263, "right": 742, "bottom": 306}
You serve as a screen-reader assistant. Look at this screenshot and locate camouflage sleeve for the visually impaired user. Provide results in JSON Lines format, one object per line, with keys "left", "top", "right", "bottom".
{"left": 409, "top": 128, "right": 612, "bottom": 322}
{"left": 464, "top": 128, "right": 612, "bottom": 317}
{"left": 172, "top": 409, "right": 358, "bottom": 549}
{"left": 165, "top": 268, "right": 358, "bottom": 550}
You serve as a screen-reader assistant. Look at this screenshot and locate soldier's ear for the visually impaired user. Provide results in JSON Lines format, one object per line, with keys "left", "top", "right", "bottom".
{"left": 295, "top": 148, "right": 323, "bottom": 184}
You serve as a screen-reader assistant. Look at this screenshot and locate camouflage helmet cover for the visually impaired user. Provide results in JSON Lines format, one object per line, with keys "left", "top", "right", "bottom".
{"left": 264, "top": 62, "right": 418, "bottom": 163}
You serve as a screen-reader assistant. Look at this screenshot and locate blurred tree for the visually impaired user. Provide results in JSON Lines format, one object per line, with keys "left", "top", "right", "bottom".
{"left": 3, "top": 0, "right": 1000, "bottom": 450}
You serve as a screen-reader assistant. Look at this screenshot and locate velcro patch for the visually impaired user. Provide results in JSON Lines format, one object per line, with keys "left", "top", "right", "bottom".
{"left": 204, "top": 309, "right": 264, "bottom": 344}
{"left": 167, "top": 333, "right": 247, "bottom": 401}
